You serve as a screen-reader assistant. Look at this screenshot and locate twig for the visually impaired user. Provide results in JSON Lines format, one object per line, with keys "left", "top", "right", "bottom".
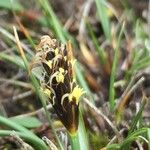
{"left": 0, "top": 78, "right": 32, "bottom": 89}
{"left": 10, "top": 131, "right": 34, "bottom": 150}
{"left": 136, "top": 141, "right": 143, "bottom": 150}
{"left": 11, "top": 104, "right": 52, "bottom": 118}
{"left": 116, "top": 75, "right": 135, "bottom": 105}
{"left": 107, "top": 128, "right": 126, "bottom": 145}
{"left": 42, "top": 136, "right": 58, "bottom": 150}
{"left": 2, "top": 91, "right": 33, "bottom": 102}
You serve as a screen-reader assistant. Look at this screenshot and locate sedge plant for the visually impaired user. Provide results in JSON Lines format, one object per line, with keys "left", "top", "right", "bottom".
{"left": 31, "top": 35, "right": 85, "bottom": 150}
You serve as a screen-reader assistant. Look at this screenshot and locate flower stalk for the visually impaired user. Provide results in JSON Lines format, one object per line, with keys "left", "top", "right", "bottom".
{"left": 69, "top": 133, "right": 80, "bottom": 150}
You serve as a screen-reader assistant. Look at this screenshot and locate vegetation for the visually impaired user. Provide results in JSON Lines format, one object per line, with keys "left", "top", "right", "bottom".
{"left": 0, "top": 0, "right": 150, "bottom": 149}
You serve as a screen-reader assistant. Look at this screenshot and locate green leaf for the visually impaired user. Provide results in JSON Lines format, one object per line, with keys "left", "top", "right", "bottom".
{"left": 128, "top": 98, "right": 146, "bottom": 135}
{"left": 0, "top": 53, "right": 25, "bottom": 69}
{"left": 0, "top": 0, "right": 24, "bottom": 11}
{"left": 0, "top": 130, "right": 48, "bottom": 150}
{"left": 37, "top": 0, "right": 66, "bottom": 42}
{"left": 120, "top": 128, "right": 148, "bottom": 149}
{"left": 11, "top": 116, "right": 42, "bottom": 129}
{"left": 0, "top": 115, "right": 48, "bottom": 150}
{"left": 86, "top": 20, "right": 106, "bottom": 64}
{"left": 95, "top": 0, "right": 111, "bottom": 40}
{"left": 108, "top": 23, "right": 125, "bottom": 111}
{"left": 147, "top": 128, "right": 150, "bottom": 149}
{"left": 123, "top": 98, "right": 147, "bottom": 150}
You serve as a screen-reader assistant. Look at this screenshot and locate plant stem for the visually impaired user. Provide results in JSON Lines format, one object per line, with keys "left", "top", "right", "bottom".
{"left": 78, "top": 108, "right": 89, "bottom": 150}
{"left": 69, "top": 133, "right": 80, "bottom": 150}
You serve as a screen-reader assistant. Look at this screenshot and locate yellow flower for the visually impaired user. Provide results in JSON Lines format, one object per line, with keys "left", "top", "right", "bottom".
{"left": 55, "top": 68, "right": 65, "bottom": 83}
{"left": 69, "top": 85, "right": 85, "bottom": 104}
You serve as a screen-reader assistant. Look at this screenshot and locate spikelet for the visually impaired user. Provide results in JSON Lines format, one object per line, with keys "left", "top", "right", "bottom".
{"left": 32, "top": 36, "right": 84, "bottom": 134}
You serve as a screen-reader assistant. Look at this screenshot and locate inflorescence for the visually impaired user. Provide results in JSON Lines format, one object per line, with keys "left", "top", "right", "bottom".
{"left": 32, "top": 35, "right": 84, "bottom": 134}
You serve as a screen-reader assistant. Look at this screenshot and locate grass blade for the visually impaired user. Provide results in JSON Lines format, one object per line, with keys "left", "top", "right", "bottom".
{"left": 0, "top": 53, "right": 25, "bottom": 69}
{"left": 95, "top": 0, "right": 111, "bottom": 40}
{"left": 0, "top": 130, "right": 47, "bottom": 150}
{"left": 0, "top": 0, "right": 24, "bottom": 11}
{"left": 86, "top": 20, "right": 106, "bottom": 64}
{"left": 120, "top": 128, "right": 148, "bottom": 149}
{"left": 109, "top": 22, "right": 125, "bottom": 111}
{"left": 122, "top": 98, "right": 147, "bottom": 150}
{"left": 37, "top": 0, "right": 66, "bottom": 42}
{"left": 128, "top": 97, "right": 147, "bottom": 135}
{"left": 147, "top": 128, "right": 150, "bottom": 149}
{"left": 86, "top": 20, "right": 111, "bottom": 75}
{"left": 0, "top": 116, "right": 48, "bottom": 150}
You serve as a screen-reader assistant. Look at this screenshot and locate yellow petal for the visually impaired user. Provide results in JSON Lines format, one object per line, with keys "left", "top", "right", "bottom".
{"left": 69, "top": 86, "right": 85, "bottom": 103}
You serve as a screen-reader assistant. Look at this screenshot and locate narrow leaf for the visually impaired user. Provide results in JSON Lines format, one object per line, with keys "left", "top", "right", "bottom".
{"left": 11, "top": 116, "right": 42, "bottom": 129}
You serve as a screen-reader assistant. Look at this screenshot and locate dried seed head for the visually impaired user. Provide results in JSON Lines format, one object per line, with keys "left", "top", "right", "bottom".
{"left": 32, "top": 36, "right": 84, "bottom": 134}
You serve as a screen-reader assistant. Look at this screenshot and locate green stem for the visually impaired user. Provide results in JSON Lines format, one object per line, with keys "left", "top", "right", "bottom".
{"left": 69, "top": 133, "right": 80, "bottom": 150}
{"left": 78, "top": 109, "right": 89, "bottom": 150}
